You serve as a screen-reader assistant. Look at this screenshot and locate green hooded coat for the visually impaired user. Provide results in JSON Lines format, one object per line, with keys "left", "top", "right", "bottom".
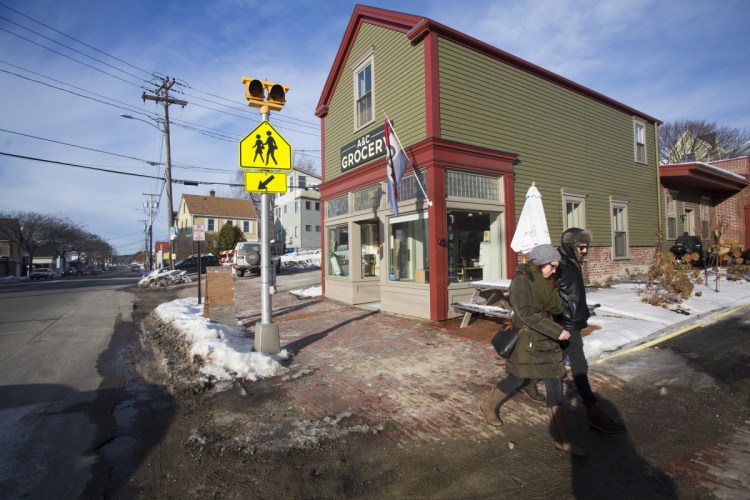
{"left": 505, "top": 268, "right": 566, "bottom": 379}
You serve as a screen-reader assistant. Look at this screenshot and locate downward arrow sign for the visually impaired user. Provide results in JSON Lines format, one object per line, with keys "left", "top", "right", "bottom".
{"left": 258, "top": 175, "right": 275, "bottom": 190}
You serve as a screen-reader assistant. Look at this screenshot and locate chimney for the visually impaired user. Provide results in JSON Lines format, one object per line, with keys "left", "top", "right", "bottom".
{"left": 209, "top": 190, "right": 216, "bottom": 197}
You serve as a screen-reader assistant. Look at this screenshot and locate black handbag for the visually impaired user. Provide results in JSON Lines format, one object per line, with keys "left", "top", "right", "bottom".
{"left": 491, "top": 320, "right": 520, "bottom": 359}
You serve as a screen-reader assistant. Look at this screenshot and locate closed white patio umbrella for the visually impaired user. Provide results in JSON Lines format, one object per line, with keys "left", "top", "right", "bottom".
{"left": 510, "top": 182, "right": 551, "bottom": 255}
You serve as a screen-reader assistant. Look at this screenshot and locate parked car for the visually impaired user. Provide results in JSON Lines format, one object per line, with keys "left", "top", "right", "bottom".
{"left": 174, "top": 254, "right": 219, "bottom": 274}
{"left": 669, "top": 235, "right": 704, "bottom": 266}
{"left": 29, "top": 268, "right": 54, "bottom": 280}
{"left": 81, "top": 266, "right": 99, "bottom": 275}
{"left": 233, "top": 241, "right": 281, "bottom": 277}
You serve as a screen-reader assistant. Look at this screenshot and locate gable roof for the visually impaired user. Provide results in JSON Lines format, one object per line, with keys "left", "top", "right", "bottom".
{"left": 316, "top": 5, "right": 660, "bottom": 124}
{"left": 182, "top": 194, "right": 257, "bottom": 219}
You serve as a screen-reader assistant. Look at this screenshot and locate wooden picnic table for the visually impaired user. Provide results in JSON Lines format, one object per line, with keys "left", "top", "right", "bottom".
{"left": 451, "top": 279, "right": 512, "bottom": 328}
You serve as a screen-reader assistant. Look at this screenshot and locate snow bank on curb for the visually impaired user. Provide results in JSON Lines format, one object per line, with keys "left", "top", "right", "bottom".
{"left": 154, "top": 297, "right": 290, "bottom": 382}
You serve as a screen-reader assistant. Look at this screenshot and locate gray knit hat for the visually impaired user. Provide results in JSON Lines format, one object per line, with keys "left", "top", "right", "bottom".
{"left": 529, "top": 244, "right": 561, "bottom": 265}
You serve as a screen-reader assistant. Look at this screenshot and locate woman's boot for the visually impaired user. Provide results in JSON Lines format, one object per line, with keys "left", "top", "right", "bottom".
{"left": 520, "top": 379, "right": 545, "bottom": 404}
{"left": 480, "top": 386, "right": 508, "bottom": 426}
{"left": 548, "top": 405, "right": 588, "bottom": 458}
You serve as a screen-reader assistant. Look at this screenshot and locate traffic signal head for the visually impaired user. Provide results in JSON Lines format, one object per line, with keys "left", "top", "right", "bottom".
{"left": 242, "top": 77, "right": 289, "bottom": 112}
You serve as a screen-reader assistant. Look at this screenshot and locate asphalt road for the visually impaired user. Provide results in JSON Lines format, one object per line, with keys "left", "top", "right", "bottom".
{"left": 0, "top": 269, "right": 166, "bottom": 498}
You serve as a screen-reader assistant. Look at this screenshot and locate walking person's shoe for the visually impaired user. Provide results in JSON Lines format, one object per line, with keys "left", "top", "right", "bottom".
{"left": 519, "top": 380, "right": 545, "bottom": 404}
{"left": 586, "top": 403, "right": 627, "bottom": 434}
{"left": 548, "top": 405, "right": 588, "bottom": 458}
{"left": 480, "top": 386, "right": 508, "bottom": 427}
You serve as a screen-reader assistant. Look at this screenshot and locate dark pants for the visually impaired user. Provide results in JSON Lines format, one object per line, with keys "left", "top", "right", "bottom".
{"left": 565, "top": 328, "right": 597, "bottom": 407}
{"left": 497, "top": 375, "right": 564, "bottom": 407}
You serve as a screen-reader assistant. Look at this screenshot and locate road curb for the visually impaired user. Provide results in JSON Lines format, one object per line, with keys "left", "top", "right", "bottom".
{"left": 595, "top": 302, "right": 750, "bottom": 364}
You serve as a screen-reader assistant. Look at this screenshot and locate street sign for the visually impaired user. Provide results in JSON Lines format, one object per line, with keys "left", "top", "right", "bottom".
{"left": 244, "top": 171, "right": 288, "bottom": 194}
{"left": 193, "top": 224, "right": 206, "bottom": 241}
{"left": 239, "top": 120, "right": 292, "bottom": 170}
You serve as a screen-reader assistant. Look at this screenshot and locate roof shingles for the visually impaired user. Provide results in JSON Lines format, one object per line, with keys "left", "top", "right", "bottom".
{"left": 182, "top": 194, "right": 257, "bottom": 219}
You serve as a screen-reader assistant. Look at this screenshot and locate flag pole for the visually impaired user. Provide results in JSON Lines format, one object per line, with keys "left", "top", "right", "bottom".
{"left": 383, "top": 111, "right": 432, "bottom": 207}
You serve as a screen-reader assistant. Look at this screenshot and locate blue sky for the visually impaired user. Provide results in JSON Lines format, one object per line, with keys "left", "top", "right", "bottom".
{"left": 1, "top": 0, "right": 748, "bottom": 255}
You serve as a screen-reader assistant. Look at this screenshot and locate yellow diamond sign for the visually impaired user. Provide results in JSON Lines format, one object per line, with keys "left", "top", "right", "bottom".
{"left": 239, "top": 120, "right": 292, "bottom": 170}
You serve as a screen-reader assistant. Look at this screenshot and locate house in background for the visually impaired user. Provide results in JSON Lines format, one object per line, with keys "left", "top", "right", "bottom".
{"left": 665, "top": 130, "right": 727, "bottom": 164}
{"left": 660, "top": 137, "right": 749, "bottom": 254}
{"left": 659, "top": 161, "right": 748, "bottom": 251}
{"left": 315, "top": 5, "right": 661, "bottom": 320}
{"left": 176, "top": 190, "right": 258, "bottom": 247}
{"left": 0, "top": 217, "right": 22, "bottom": 277}
{"left": 273, "top": 169, "right": 322, "bottom": 252}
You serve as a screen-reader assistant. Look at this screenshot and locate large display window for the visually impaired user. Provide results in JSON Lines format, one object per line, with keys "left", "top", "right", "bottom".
{"left": 447, "top": 210, "right": 502, "bottom": 282}
{"left": 388, "top": 213, "right": 429, "bottom": 283}
{"left": 327, "top": 224, "right": 349, "bottom": 277}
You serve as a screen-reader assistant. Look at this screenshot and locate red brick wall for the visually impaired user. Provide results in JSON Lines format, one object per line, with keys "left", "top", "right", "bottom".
{"left": 711, "top": 157, "right": 750, "bottom": 246}
{"left": 581, "top": 246, "right": 654, "bottom": 284}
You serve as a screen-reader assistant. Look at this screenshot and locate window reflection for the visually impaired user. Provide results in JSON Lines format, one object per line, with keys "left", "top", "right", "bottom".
{"left": 328, "top": 225, "right": 349, "bottom": 277}
{"left": 389, "top": 213, "right": 429, "bottom": 283}
{"left": 447, "top": 210, "right": 502, "bottom": 282}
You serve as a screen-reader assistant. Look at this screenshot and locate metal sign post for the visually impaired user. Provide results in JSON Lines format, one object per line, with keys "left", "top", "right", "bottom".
{"left": 193, "top": 224, "right": 205, "bottom": 304}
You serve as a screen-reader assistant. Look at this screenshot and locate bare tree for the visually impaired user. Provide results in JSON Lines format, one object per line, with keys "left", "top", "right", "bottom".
{"left": 659, "top": 119, "right": 750, "bottom": 164}
{"left": 0, "top": 211, "right": 53, "bottom": 275}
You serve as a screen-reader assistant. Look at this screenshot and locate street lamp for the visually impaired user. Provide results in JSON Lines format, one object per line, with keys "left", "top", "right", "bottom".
{"left": 121, "top": 113, "right": 176, "bottom": 270}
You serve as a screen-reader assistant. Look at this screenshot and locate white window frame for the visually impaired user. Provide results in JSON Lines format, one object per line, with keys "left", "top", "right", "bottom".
{"left": 700, "top": 197, "right": 711, "bottom": 239}
{"left": 611, "top": 197, "right": 630, "bottom": 259}
{"left": 352, "top": 49, "right": 375, "bottom": 131}
{"left": 665, "top": 191, "right": 677, "bottom": 240}
{"left": 243, "top": 220, "right": 251, "bottom": 233}
{"left": 561, "top": 189, "right": 587, "bottom": 230}
{"left": 634, "top": 117, "right": 647, "bottom": 164}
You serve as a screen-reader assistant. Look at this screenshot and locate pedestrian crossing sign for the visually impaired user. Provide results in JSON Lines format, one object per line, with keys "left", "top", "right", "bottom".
{"left": 239, "top": 120, "right": 292, "bottom": 170}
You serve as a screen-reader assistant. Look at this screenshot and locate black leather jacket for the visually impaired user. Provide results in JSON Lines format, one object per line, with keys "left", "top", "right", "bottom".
{"left": 556, "top": 243, "right": 590, "bottom": 330}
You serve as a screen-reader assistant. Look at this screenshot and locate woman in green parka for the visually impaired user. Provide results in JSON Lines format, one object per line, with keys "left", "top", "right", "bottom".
{"left": 480, "top": 244, "right": 587, "bottom": 458}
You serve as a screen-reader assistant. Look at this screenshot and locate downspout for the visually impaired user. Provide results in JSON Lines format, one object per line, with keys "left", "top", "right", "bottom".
{"left": 654, "top": 122, "right": 663, "bottom": 250}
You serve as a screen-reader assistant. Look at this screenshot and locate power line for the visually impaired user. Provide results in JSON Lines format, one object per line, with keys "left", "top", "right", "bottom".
{"left": 0, "top": 151, "right": 243, "bottom": 187}
{"left": 0, "top": 1, "right": 152, "bottom": 77}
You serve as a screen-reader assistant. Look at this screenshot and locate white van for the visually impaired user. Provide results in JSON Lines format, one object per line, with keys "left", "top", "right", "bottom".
{"left": 233, "top": 241, "right": 281, "bottom": 277}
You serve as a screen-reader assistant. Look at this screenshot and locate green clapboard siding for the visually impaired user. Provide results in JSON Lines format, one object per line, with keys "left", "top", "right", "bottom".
{"left": 324, "top": 23, "right": 426, "bottom": 180}
{"left": 438, "top": 38, "right": 659, "bottom": 247}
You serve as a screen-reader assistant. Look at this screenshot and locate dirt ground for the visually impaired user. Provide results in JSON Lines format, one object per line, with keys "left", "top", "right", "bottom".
{"left": 115, "top": 283, "right": 748, "bottom": 499}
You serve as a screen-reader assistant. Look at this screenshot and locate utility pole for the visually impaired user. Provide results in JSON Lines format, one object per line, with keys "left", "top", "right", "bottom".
{"left": 142, "top": 77, "right": 187, "bottom": 270}
{"left": 138, "top": 219, "right": 148, "bottom": 266}
{"left": 142, "top": 193, "right": 158, "bottom": 270}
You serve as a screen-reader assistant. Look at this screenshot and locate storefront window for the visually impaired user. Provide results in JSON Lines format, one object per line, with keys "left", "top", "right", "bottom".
{"left": 327, "top": 225, "right": 349, "bottom": 277}
{"left": 447, "top": 210, "right": 502, "bottom": 282}
{"left": 389, "top": 213, "right": 429, "bottom": 283}
{"left": 359, "top": 221, "right": 380, "bottom": 278}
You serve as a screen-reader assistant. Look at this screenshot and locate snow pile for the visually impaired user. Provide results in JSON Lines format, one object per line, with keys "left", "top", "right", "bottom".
{"left": 154, "top": 297, "right": 291, "bottom": 383}
{"left": 281, "top": 249, "right": 321, "bottom": 271}
{"left": 138, "top": 269, "right": 192, "bottom": 288}
{"left": 290, "top": 285, "right": 322, "bottom": 298}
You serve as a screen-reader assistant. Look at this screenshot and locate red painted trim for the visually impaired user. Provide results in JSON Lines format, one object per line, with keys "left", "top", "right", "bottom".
{"left": 504, "top": 176, "right": 518, "bottom": 277}
{"left": 423, "top": 31, "right": 440, "bottom": 138}
{"left": 320, "top": 118, "right": 326, "bottom": 294}
{"left": 428, "top": 165, "right": 447, "bottom": 320}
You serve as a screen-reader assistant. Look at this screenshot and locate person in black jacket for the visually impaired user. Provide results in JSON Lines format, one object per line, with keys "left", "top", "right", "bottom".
{"left": 557, "top": 228, "right": 626, "bottom": 434}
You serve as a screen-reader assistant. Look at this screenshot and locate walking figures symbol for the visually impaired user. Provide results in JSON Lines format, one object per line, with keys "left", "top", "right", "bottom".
{"left": 252, "top": 131, "right": 279, "bottom": 165}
